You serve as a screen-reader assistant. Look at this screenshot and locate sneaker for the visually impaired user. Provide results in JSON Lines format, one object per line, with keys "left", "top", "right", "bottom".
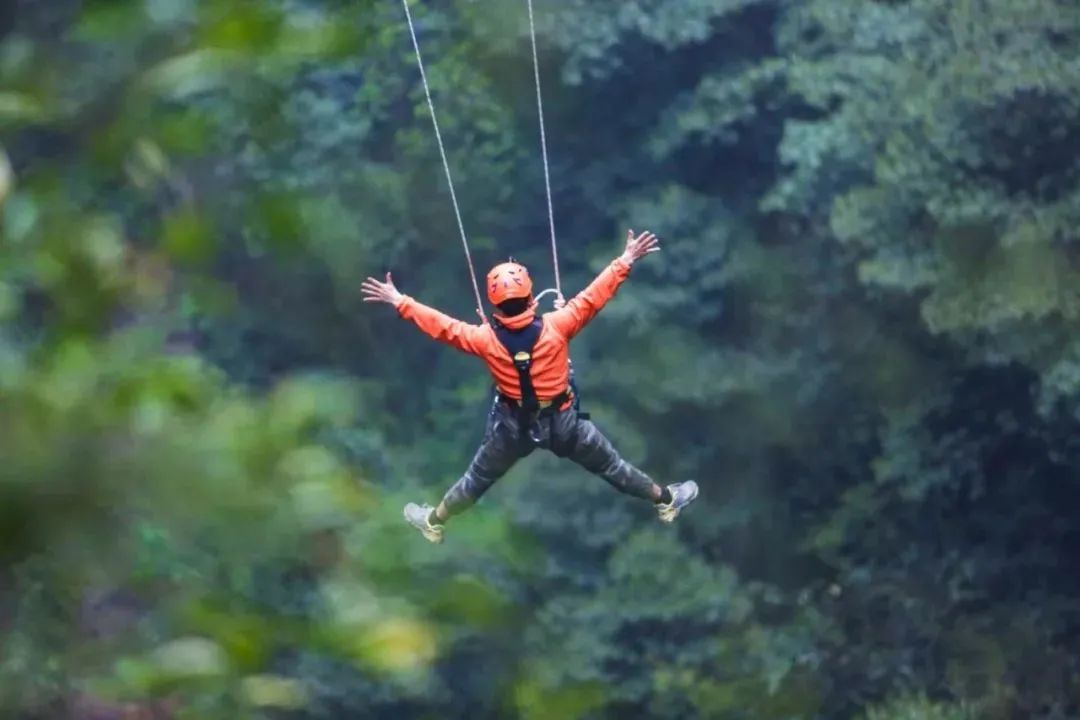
{"left": 656, "top": 481, "right": 699, "bottom": 523}
{"left": 404, "top": 503, "right": 445, "bottom": 544}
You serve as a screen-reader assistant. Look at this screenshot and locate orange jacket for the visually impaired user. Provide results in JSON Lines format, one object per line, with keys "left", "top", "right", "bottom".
{"left": 395, "top": 256, "right": 632, "bottom": 401}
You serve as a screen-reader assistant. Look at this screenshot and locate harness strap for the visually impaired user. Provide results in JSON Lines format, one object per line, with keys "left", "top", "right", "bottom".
{"left": 492, "top": 317, "right": 547, "bottom": 442}
{"left": 497, "top": 388, "right": 572, "bottom": 412}
{"left": 512, "top": 351, "right": 540, "bottom": 413}
{"left": 492, "top": 317, "right": 543, "bottom": 411}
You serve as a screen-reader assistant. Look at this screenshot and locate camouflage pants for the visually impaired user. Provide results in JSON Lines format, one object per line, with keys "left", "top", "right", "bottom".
{"left": 440, "top": 399, "right": 658, "bottom": 517}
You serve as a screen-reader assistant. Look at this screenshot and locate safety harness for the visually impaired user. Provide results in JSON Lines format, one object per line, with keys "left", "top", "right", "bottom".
{"left": 492, "top": 317, "right": 582, "bottom": 444}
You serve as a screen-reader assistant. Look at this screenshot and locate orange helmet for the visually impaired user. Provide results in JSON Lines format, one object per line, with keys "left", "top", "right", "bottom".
{"left": 487, "top": 261, "right": 533, "bottom": 305}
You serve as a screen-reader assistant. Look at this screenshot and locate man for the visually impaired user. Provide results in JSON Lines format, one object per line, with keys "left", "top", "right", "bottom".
{"left": 361, "top": 230, "right": 698, "bottom": 544}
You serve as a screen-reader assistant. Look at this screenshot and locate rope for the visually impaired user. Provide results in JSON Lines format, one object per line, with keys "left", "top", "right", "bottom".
{"left": 525, "top": 0, "right": 561, "bottom": 301}
{"left": 399, "top": 0, "right": 486, "bottom": 320}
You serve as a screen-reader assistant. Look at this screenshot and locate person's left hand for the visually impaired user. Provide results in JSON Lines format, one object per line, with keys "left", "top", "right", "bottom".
{"left": 361, "top": 272, "right": 403, "bottom": 306}
{"left": 554, "top": 293, "right": 566, "bottom": 310}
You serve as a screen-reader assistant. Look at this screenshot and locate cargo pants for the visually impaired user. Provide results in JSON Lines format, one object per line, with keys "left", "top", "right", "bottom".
{"left": 440, "top": 398, "right": 658, "bottom": 517}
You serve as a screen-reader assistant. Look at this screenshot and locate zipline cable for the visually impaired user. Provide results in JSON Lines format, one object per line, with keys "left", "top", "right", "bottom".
{"left": 525, "top": 0, "right": 561, "bottom": 302}
{"left": 398, "top": 0, "right": 486, "bottom": 320}
{"left": 400, "top": 0, "right": 565, "bottom": 313}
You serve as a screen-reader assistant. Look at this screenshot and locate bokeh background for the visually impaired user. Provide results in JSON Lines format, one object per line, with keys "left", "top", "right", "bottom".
{"left": 2, "top": 0, "right": 1079, "bottom": 718}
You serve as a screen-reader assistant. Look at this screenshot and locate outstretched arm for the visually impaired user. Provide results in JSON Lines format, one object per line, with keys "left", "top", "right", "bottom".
{"left": 362, "top": 272, "right": 487, "bottom": 355}
{"left": 548, "top": 230, "right": 660, "bottom": 339}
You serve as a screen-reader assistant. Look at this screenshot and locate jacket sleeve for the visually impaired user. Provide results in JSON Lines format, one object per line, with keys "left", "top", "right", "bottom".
{"left": 546, "top": 256, "right": 632, "bottom": 339}
{"left": 395, "top": 296, "right": 488, "bottom": 355}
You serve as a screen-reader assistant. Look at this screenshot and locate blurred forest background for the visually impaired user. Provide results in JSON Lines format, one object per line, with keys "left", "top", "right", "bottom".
{"left": 2, "top": 0, "right": 1079, "bottom": 718}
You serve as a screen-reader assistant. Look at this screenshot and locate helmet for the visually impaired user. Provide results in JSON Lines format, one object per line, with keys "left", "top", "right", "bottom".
{"left": 486, "top": 261, "right": 533, "bottom": 305}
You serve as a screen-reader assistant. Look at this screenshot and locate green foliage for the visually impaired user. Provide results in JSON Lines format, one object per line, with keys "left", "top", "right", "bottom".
{"left": 863, "top": 694, "right": 975, "bottom": 720}
{"left": 773, "top": 0, "right": 1080, "bottom": 339}
{"left": 3, "top": 0, "right": 1080, "bottom": 718}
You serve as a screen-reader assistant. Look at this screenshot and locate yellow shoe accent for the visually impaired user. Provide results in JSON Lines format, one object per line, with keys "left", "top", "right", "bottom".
{"left": 657, "top": 501, "right": 679, "bottom": 523}
{"left": 656, "top": 481, "right": 699, "bottom": 523}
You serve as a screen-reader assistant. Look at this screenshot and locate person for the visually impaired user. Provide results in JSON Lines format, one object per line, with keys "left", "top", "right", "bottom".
{"left": 361, "top": 230, "right": 698, "bottom": 543}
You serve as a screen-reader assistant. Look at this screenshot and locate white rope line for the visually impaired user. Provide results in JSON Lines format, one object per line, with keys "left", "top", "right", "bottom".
{"left": 525, "top": 0, "right": 561, "bottom": 301}
{"left": 399, "top": 0, "right": 486, "bottom": 319}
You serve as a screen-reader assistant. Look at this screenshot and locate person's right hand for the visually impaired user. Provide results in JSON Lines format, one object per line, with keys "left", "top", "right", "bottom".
{"left": 620, "top": 229, "right": 661, "bottom": 265}
{"left": 361, "top": 272, "right": 403, "bottom": 306}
